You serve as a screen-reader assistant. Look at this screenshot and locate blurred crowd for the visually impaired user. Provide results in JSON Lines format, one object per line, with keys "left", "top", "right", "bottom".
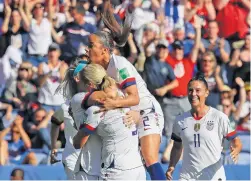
{"left": 0, "top": 0, "right": 250, "bottom": 166}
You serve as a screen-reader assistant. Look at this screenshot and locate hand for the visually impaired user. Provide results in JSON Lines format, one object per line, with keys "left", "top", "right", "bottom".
{"left": 235, "top": 77, "right": 245, "bottom": 88}
{"left": 128, "top": 33, "right": 134, "bottom": 42}
{"left": 214, "top": 65, "right": 221, "bottom": 76}
{"left": 204, "top": 0, "right": 213, "bottom": 4}
{"left": 166, "top": 166, "right": 175, "bottom": 180}
{"left": 48, "top": 110, "right": 55, "bottom": 116}
{"left": 219, "top": 38, "right": 225, "bottom": 49}
{"left": 230, "top": 146, "right": 239, "bottom": 164}
{"left": 193, "top": 15, "right": 203, "bottom": 29}
{"left": 123, "top": 110, "right": 140, "bottom": 127}
{"left": 5, "top": 112, "right": 12, "bottom": 121}
{"left": 4, "top": 0, "right": 12, "bottom": 16}
{"left": 30, "top": 125, "right": 37, "bottom": 130}
{"left": 93, "top": 98, "right": 118, "bottom": 114}
{"left": 155, "top": 87, "right": 167, "bottom": 97}
{"left": 50, "top": 149, "right": 61, "bottom": 164}
{"left": 12, "top": 97, "right": 22, "bottom": 105}
{"left": 18, "top": 0, "right": 25, "bottom": 10}
{"left": 14, "top": 115, "right": 24, "bottom": 126}
{"left": 60, "top": 123, "right": 65, "bottom": 131}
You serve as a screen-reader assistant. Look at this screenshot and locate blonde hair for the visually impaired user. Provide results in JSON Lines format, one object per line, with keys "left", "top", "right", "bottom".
{"left": 79, "top": 64, "right": 115, "bottom": 90}
{"left": 202, "top": 51, "right": 217, "bottom": 68}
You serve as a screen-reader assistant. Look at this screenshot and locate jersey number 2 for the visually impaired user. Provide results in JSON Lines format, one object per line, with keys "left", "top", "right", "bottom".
{"left": 194, "top": 134, "right": 200, "bottom": 147}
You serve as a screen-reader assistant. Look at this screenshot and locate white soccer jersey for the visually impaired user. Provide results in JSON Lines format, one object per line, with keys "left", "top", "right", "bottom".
{"left": 70, "top": 92, "right": 102, "bottom": 176}
{"left": 81, "top": 106, "right": 143, "bottom": 172}
{"left": 54, "top": 103, "right": 80, "bottom": 171}
{"left": 106, "top": 54, "right": 164, "bottom": 138}
{"left": 107, "top": 54, "right": 154, "bottom": 110}
{"left": 172, "top": 107, "right": 237, "bottom": 180}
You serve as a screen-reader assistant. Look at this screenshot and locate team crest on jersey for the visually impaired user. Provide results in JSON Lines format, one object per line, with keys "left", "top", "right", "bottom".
{"left": 194, "top": 123, "right": 200, "bottom": 132}
{"left": 206, "top": 120, "right": 214, "bottom": 131}
{"left": 119, "top": 68, "right": 129, "bottom": 80}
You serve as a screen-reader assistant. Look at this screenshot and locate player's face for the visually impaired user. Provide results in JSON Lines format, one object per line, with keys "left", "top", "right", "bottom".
{"left": 104, "top": 83, "right": 118, "bottom": 99}
{"left": 88, "top": 35, "right": 108, "bottom": 68}
{"left": 188, "top": 80, "right": 209, "bottom": 107}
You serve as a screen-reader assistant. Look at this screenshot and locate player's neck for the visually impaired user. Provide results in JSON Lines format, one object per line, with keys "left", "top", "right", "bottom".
{"left": 191, "top": 105, "right": 210, "bottom": 119}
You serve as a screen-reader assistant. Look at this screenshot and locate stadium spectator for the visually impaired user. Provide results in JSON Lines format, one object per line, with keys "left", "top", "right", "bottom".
{"left": 26, "top": 2, "right": 52, "bottom": 67}
{"left": 143, "top": 39, "right": 178, "bottom": 137}
{"left": 2, "top": 62, "right": 37, "bottom": 110}
{"left": 214, "top": 0, "right": 250, "bottom": 42}
{"left": 0, "top": 115, "right": 37, "bottom": 165}
{"left": 0, "top": 101, "right": 13, "bottom": 121}
{"left": 163, "top": 16, "right": 201, "bottom": 139}
{"left": 10, "top": 168, "right": 24, "bottom": 180}
{"left": 219, "top": 77, "right": 246, "bottom": 129}
{"left": 199, "top": 51, "right": 225, "bottom": 108}
{"left": 37, "top": 43, "right": 67, "bottom": 112}
{"left": 52, "top": 2, "right": 97, "bottom": 63}
{"left": 27, "top": 108, "right": 54, "bottom": 154}
{"left": 230, "top": 32, "right": 250, "bottom": 82}
{"left": 1, "top": 0, "right": 29, "bottom": 56}
{"left": 201, "top": 20, "right": 231, "bottom": 64}
{"left": 235, "top": 82, "right": 251, "bottom": 132}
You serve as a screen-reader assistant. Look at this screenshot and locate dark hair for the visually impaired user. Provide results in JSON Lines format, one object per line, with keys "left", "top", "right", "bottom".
{"left": 188, "top": 72, "right": 209, "bottom": 89}
{"left": 11, "top": 168, "right": 24, "bottom": 179}
{"left": 55, "top": 57, "right": 84, "bottom": 99}
{"left": 93, "top": 0, "right": 133, "bottom": 53}
{"left": 208, "top": 20, "right": 218, "bottom": 25}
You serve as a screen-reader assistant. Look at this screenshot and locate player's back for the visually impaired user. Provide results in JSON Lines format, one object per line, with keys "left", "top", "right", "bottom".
{"left": 108, "top": 54, "right": 155, "bottom": 110}
{"left": 70, "top": 92, "right": 102, "bottom": 176}
{"left": 95, "top": 108, "right": 143, "bottom": 170}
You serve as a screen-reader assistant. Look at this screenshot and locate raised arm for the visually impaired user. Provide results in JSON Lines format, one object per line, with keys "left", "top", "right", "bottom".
{"left": 190, "top": 15, "right": 202, "bottom": 63}
{"left": 233, "top": 77, "right": 247, "bottom": 121}
{"left": 214, "top": 65, "right": 225, "bottom": 92}
{"left": 19, "top": 0, "right": 30, "bottom": 31}
{"left": 1, "top": 1, "right": 11, "bottom": 34}
{"left": 213, "top": 0, "right": 230, "bottom": 11}
{"left": 204, "top": 0, "right": 216, "bottom": 20}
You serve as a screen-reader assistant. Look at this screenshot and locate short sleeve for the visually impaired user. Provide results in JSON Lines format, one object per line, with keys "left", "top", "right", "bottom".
{"left": 116, "top": 59, "right": 136, "bottom": 90}
{"left": 79, "top": 106, "right": 102, "bottom": 134}
{"left": 166, "top": 64, "right": 176, "bottom": 81}
{"left": 221, "top": 114, "right": 237, "bottom": 140}
{"left": 171, "top": 117, "right": 182, "bottom": 142}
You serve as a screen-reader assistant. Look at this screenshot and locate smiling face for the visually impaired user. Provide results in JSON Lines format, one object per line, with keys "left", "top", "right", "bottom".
{"left": 188, "top": 80, "right": 209, "bottom": 108}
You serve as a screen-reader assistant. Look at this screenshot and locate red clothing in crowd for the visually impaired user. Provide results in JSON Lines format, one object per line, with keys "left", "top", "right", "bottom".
{"left": 166, "top": 55, "right": 195, "bottom": 97}
{"left": 216, "top": 0, "right": 249, "bottom": 39}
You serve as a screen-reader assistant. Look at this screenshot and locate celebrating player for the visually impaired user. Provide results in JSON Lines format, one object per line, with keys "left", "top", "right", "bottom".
{"left": 55, "top": 58, "right": 102, "bottom": 180}
{"left": 166, "top": 74, "right": 242, "bottom": 180}
{"left": 80, "top": 0, "right": 166, "bottom": 179}
{"left": 50, "top": 102, "right": 80, "bottom": 180}
{"left": 73, "top": 63, "right": 145, "bottom": 180}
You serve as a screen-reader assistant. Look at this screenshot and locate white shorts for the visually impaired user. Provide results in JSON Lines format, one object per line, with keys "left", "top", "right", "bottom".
{"left": 138, "top": 99, "right": 164, "bottom": 139}
{"left": 75, "top": 171, "right": 99, "bottom": 180}
{"left": 100, "top": 166, "right": 146, "bottom": 180}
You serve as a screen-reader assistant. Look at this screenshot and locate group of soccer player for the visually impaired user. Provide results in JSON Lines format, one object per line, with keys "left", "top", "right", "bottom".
{"left": 49, "top": 0, "right": 243, "bottom": 180}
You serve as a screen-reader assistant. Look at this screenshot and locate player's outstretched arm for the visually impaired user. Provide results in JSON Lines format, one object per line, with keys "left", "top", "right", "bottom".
{"left": 230, "top": 137, "right": 242, "bottom": 164}
{"left": 166, "top": 140, "right": 183, "bottom": 180}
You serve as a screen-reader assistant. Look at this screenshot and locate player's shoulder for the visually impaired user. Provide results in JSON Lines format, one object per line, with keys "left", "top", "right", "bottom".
{"left": 176, "top": 110, "right": 192, "bottom": 122}
{"left": 113, "top": 54, "right": 131, "bottom": 67}
{"left": 209, "top": 107, "right": 229, "bottom": 123}
{"left": 85, "top": 105, "right": 100, "bottom": 115}
{"left": 71, "top": 92, "right": 87, "bottom": 104}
